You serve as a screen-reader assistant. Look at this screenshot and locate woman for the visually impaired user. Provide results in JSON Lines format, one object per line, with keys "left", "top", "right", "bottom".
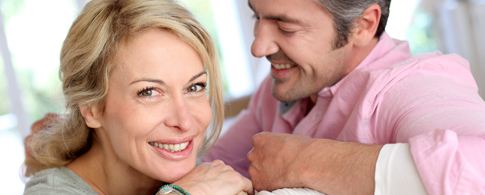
{"left": 23, "top": 0, "right": 252, "bottom": 194}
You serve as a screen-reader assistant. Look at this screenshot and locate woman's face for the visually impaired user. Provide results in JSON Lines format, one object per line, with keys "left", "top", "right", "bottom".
{"left": 95, "top": 29, "right": 212, "bottom": 183}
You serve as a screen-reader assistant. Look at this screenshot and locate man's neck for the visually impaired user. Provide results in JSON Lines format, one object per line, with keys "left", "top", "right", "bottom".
{"left": 343, "top": 37, "right": 380, "bottom": 76}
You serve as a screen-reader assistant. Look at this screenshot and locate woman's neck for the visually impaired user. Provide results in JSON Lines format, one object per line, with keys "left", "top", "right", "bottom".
{"left": 66, "top": 138, "right": 162, "bottom": 195}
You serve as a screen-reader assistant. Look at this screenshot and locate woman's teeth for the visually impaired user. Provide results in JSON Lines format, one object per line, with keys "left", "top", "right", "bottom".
{"left": 272, "top": 63, "right": 294, "bottom": 70}
{"left": 149, "top": 141, "right": 189, "bottom": 152}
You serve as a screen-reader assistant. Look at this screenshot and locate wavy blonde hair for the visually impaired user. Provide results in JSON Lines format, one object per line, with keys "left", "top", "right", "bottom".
{"left": 24, "top": 0, "right": 223, "bottom": 177}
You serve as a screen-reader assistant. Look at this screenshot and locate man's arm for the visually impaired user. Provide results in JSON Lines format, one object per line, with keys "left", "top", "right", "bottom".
{"left": 379, "top": 68, "right": 485, "bottom": 194}
{"left": 247, "top": 133, "right": 382, "bottom": 195}
{"left": 247, "top": 55, "right": 485, "bottom": 194}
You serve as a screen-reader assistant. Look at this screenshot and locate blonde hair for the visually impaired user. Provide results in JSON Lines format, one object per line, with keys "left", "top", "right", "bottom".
{"left": 24, "top": 0, "right": 223, "bottom": 177}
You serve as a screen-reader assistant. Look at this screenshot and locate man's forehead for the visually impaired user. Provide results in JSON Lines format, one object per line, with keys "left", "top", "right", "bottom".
{"left": 248, "top": 0, "right": 323, "bottom": 24}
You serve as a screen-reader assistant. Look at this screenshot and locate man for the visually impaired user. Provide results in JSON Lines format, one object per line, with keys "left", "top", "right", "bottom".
{"left": 202, "top": 0, "right": 485, "bottom": 194}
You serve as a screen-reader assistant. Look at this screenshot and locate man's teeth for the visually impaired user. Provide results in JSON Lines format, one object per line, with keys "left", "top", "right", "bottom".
{"left": 149, "top": 141, "right": 189, "bottom": 152}
{"left": 272, "top": 64, "right": 294, "bottom": 70}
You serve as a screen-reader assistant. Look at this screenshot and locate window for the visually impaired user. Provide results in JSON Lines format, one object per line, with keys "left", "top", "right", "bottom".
{"left": 0, "top": 0, "right": 79, "bottom": 194}
{"left": 387, "top": 0, "right": 439, "bottom": 55}
{"left": 2, "top": 0, "right": 472, "bottom": 194}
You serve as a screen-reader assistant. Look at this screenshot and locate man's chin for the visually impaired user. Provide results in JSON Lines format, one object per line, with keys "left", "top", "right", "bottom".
{"left": 271, "top": 89, "right": 300, "bottom": 103}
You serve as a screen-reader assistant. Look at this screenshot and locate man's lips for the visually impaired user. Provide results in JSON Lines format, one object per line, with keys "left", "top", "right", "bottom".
{"left": 272, "top": 63, "right": 295, "bottom": 70}
{"left": 271, "top": 63, "right": 297, "bottom": 79}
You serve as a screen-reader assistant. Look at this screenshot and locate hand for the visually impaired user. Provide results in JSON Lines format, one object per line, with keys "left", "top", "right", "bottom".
{"left": 173, "top": 160, "right": 253, "bottom": 195}
{"left": 247, "top": 132, "right": 383, "bottom": 195}
{"left": 25, "top": 113, "right": 61, "bottom": 158}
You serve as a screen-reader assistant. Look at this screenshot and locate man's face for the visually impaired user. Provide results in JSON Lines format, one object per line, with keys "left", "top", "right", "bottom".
{"left": 249, "top": 0, "right": 354, "bottom": 102}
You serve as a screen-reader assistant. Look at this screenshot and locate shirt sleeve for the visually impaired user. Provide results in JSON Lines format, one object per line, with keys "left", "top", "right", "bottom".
{"left": 200, "top": 109, "right": 261, "bottom": 178}
{"left": 200, "top": 76, "right": 276, "bottom": 178}
{"left": 375, "top": 56, "right": 485, "bottom": 194}
{"left": 375, "top": 143, "right": 427, "bottom": 195}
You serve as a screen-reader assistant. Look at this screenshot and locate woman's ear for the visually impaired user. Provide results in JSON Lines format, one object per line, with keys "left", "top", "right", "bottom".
{"left": 352, "top": 3, "right": 381, "bottom": 47}
{"left": 79, "top": 103, "right": 102, "bottom": 128}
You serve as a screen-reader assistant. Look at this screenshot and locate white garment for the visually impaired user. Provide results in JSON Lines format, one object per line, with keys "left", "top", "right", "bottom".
{"left": 256, "top": 188, "right": 325, "bottom": 195}
{"left": 375, "top": 143, "right": 427, "bottom": 194}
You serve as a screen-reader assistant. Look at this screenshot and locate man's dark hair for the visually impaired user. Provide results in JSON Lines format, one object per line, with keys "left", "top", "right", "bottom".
{"left": 315, "top": 0, "right": 391, "bottom": 49}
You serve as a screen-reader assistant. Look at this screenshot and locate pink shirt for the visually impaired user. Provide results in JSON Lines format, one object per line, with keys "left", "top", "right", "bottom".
{"left": 202, "top": 32, "right": 485, "bottom": 194}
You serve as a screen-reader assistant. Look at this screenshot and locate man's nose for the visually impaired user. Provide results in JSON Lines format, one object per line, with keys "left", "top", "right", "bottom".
{"left": 251, "top": 20, "right": 279, "bottom": 58}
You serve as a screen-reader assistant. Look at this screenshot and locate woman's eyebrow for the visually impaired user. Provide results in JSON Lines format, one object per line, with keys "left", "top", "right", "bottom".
{"left": 129, "top": 71, "right": 207, "bottom": 85}
{"left": 130, "top": 78, "right": 165, "bottom": 85}
{"left": 189, "top": 71, "right": 207, "bottom": 82}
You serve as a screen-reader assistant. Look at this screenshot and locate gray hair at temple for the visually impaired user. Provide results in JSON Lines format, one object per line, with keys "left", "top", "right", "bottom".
{"left": 315, "top": 0, "right": 392, "bottom": 49}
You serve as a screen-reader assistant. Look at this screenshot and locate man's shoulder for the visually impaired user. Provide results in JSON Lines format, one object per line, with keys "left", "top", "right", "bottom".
{"left": 388, "top": 52, "right": 474, "bottom": 85}
{"left": 334, "top": 52, "right": 475, "bottom": 104}
{"left": 391, "top": 52, "right": 468, "bottom": 70}
{"left": 350, "top": 51, "right": 471, "bottom": 84}
{"left": 24, "top": 167, "right": 97, "bottom": 195}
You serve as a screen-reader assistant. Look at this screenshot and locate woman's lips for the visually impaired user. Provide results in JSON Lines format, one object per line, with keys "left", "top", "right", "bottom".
{"left": 149, "top": 140, "right": 194, "bottom": 160}
{"left": 149, "top": 141, "right": 189, "bottom": 152}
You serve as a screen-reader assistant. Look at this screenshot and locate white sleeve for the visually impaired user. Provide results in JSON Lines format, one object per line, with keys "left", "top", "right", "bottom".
{"left": 256, "top": 188, "right": 325, "bottom": 195}
{"left": 375, "top": 143, "right": 428, "bottom": 195}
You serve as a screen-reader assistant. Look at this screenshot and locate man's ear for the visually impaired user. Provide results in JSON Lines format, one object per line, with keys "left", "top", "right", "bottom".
{"left": 79, "top": 103, "right": 102, "bottom": 128}
{"left": 352, "top": 3, "right": 381, "bottom": 47}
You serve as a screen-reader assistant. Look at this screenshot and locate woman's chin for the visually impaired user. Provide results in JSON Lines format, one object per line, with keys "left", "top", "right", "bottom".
{"left": 153, "top": 162, "right": 196, "bottom": 183}
{"left": 160, "top": 169, "right": 191, "bottom": 183}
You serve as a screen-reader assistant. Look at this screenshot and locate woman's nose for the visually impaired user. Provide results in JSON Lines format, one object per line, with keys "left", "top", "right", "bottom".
{"left": 164, "top": 95, "right": 192, "bottom": 132}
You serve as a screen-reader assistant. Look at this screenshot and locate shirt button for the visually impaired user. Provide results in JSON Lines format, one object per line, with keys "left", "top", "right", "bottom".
{"left": 314, "top": 112, "right": 321, "bottom": 119}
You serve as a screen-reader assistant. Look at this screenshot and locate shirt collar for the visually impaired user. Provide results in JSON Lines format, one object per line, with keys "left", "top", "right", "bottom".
{"left": 327, "top": 32, "right": 411, "bottom": 96}
{"left": 279, "top": 32, "right": 412, "bottom": 121}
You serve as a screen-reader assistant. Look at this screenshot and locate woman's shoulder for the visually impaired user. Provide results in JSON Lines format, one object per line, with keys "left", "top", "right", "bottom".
{"left": 24, "top": 167, "right": 98, "bottom": 195}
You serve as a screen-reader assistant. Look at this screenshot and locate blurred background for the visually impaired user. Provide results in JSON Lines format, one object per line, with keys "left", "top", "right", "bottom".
{"left": 1, "top": 0, "right": 484, "bottom": 194}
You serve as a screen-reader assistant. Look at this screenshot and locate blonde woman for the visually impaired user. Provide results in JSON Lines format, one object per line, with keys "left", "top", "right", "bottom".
{"left": 23, "top": 0, "right": 252, "bottom": 194}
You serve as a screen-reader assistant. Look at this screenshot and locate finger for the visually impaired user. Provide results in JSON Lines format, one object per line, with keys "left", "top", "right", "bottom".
{"left": 241, "top": 177, "right": 254, "bottom": 195}
{"left": 247, "top": 147, "right": 256, "bottom": 163}
{"left": 251, "top": 133, "right": 265, "bottom": 146}
{"left": 236, "top": 191, "right": 248, "bottom": 195}
{"left": 31, "top": 113, "right": 60, "bottom": 133}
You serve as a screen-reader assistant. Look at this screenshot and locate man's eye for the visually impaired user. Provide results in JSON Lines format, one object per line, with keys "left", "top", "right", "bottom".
{"left": 252, "top": 14, "right": 260, "bottom": 20}
{"left": 279, "top": 28, "right": 296, "bottom": 35}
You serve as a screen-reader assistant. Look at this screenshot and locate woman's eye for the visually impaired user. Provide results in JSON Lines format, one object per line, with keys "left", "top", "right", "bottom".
{"left": 141, "top": 89, "right": 153, "bottom": 96}
{"left": 186, "top": 82, "right": 206, "bottom": 93}
{"left": 137, "top": 87, "right": 160, "bottom": 98}
{"left": 187, "top": 85, "right": 198, "bottom": 92}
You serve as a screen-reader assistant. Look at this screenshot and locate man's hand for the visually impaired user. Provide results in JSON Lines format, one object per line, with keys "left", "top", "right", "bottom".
{"left": 25, "top": 113, "right": 61, "bottom": 158}
{"left": 247, "top": 132, "right": 383, "bottom": 195}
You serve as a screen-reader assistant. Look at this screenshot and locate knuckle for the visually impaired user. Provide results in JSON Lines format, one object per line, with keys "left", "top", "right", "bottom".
{"left": 252, "top": 133, "right": 264, "bottom": 143}
{"left": 224, "top": 164, "right": 234, "bottom": 171}
{"left": 252, "top": 181, "right": 263, "bottom": 191}
{"left": 248, "top": 165, "right": 257, "bottom": 178}
{"left": 228, "top": 171, "right": 245, "bottom": 184}
{"left": 211, "top": 160, "right": 225, "bottom": 166}
{"left": 246, "top": 151, "right": 255, "bottom": 162}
